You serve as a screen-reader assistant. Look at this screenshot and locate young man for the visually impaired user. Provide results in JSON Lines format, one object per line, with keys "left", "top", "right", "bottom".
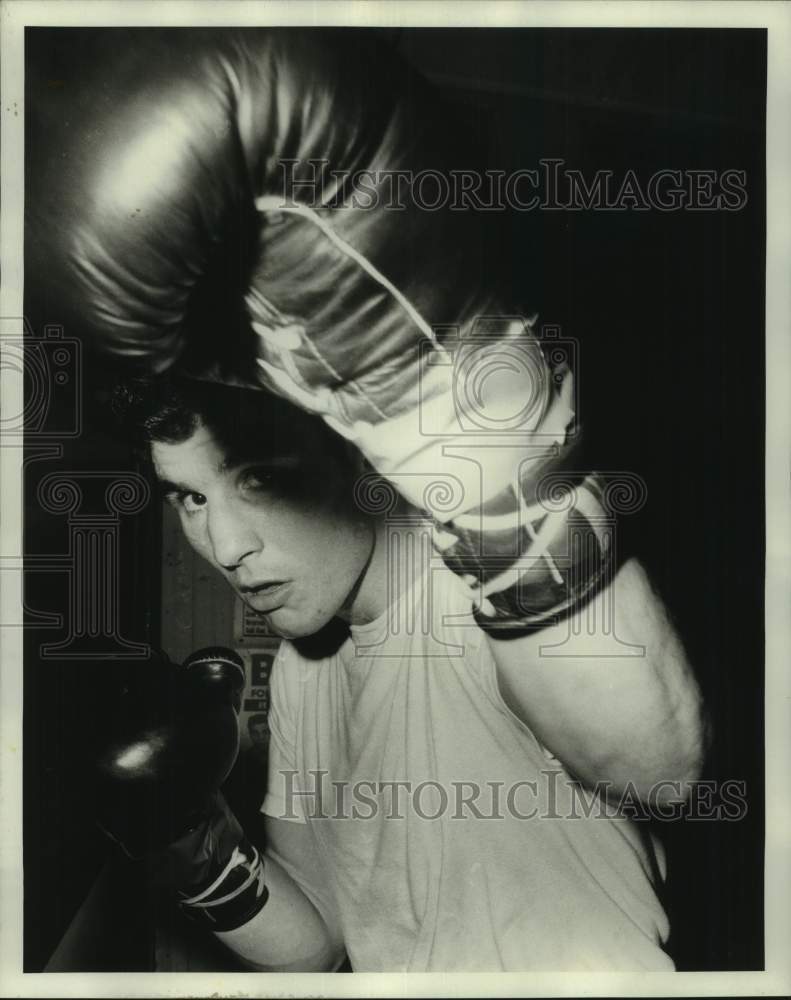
{"left": 106, "top": 373, "right": 706, "bottom": 972}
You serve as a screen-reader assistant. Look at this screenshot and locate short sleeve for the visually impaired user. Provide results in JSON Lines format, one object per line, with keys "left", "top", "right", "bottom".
{"left": 261, "top": 642, "right": 307, "bottom": 824}
{"left": 437, "top": 568, "right": 565, "bottom": 768}
{"left": 471, "top": 628, "right": 574, "bottom": 768}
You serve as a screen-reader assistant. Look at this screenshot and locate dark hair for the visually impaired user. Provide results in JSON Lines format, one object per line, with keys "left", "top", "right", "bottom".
{"left": 111, "top": 372, "right": 352, "bottom": 469}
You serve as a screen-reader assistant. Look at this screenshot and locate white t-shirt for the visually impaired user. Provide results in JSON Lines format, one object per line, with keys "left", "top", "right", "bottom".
{"left": 262, "top": 550, "right": 673, "bottom": 972}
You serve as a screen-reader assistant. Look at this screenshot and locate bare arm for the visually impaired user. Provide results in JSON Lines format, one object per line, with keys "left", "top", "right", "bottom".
{"left": 486, "top": 557, "right": 708, "bottom": 801}
{"left": 214, "top": 817, "right": 346, "bottom": 972}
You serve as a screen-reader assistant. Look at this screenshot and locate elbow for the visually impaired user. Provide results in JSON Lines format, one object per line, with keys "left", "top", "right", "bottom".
{"left": 666, "top": 702, "right": 713, "bottom": 801}
{"left": 688, "top": 703, "right": 713, "bottom": 780}
{"left": 649, "top": 664, "right": 711, "bottom": 786}
{"left": 639, "top": 698, "right": 712, "bottom": 805}
{"left": 597, "top": 697, "right": 712, "bottom": 806}
{"left": 674, "top": 688, "right": 712, "bottom": 783}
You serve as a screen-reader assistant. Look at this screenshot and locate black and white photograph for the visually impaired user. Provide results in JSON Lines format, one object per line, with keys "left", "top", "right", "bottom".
{"left": 1, "top": 1, "right": 789, "bottom": 995}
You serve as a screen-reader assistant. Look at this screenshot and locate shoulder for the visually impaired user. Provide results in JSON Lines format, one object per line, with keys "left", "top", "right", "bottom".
{"left": 268, "top": 639, "right": 307, "bottom": 711}
{"left": 414, "top": 561, "right": 508, "bottom": 702}
{"left": 270, "top": 618, "right": 350, "bottom": 704}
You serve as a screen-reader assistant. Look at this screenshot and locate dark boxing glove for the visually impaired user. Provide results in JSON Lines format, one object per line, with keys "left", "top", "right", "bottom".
{"left": 29, "top": 30, "right": 612, "bottom": 632}
{"left": 94, "top": 646, "right": 269, "bottom": 931}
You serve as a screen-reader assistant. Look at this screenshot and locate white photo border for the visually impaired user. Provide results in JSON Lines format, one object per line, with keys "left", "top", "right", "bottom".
{"left": 2, "top": 1, "right": 789, "bottom": 997}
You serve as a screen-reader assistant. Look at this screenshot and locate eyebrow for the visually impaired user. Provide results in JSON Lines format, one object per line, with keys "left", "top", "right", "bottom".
{"left": 218, "top": 454, "right": 302, "bottom": 474}
{"left": 157, "top": 478, "right": 193, "bottom": 496}
{"left": 156, "top": 455, "right": 302, "bottom": 495}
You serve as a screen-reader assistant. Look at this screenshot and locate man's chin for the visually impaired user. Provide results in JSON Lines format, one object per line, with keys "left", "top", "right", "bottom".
{"left": 246, "top": 603, "right": 325, "bottom": 641}
{"left": 255, "top": 608, "right": 297, "bottom": 639}
{"left": 238, "top": 593, "right": 342, "bottom": 644}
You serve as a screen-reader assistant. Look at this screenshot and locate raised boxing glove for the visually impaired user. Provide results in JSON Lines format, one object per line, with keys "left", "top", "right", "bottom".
{"left": 28, "top": 29, "right": 612, "bottom": 632}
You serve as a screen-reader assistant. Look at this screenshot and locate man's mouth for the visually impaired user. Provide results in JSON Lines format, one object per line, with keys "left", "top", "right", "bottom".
{"left": 240, "top": 580, "right": 292, "bottom": 613}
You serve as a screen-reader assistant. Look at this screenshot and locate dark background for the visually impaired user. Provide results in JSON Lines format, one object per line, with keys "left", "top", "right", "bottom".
{"left": 23, "top": 27, "right": 765, "bottom": 972}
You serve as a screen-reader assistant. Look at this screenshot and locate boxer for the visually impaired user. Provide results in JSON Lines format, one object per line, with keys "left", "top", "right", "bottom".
{"left": 30, "top": 29, "right": 707, "bottom": 970}
{"left": 101, "top": 372, "right": 706, "bottom": 971}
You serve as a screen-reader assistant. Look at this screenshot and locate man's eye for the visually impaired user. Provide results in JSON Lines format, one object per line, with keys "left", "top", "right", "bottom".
{"left": 182, "top": 492, "right": 208, "bottom": 512}
{"left": 165, "top": 490, "right": 207, "bottom": 512}
{"left": 242, "top": 469, "right": 275, "bottom": 489}
{"left": 240, "top": 467, "right": 293, "bottom": 492}
{"left": 236, "top": 457, "right": 303, "bottom": 495}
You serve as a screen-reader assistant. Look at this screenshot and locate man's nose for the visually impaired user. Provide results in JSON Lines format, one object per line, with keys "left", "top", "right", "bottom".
{"left": 206, "top": 501, "right": 260, "bottom": 571}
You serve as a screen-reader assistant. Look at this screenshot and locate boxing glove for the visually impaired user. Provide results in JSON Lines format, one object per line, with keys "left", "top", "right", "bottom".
{"left": 28, "top": 29, "right": 611, "bottom": 631}
{"left": 94, "top": 646, "right": 269, "bottom": 931}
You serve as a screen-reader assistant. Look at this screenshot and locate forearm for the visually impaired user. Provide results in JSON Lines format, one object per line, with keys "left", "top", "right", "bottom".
{"left": 214, "top": 849, "right": 344, "bottom": 972}
{"left": 489, "top": 558, "right": 708, "bottom": 800}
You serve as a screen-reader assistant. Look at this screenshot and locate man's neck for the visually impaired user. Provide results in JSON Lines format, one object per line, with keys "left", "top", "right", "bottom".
{"left": 339, "top": 503, "right": 426, "bottom": 627}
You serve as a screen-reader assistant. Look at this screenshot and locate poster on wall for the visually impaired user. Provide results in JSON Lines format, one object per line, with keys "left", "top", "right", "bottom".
{"left": 237, "top": 646, "right": 277, "bottom": 723}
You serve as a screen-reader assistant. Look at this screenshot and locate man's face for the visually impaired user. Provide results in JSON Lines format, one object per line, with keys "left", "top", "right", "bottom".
{"left": 151, "top": 419, "right": 373, "bottom": 639}
{"left": 249, "top": 722, "right": 269, "bottom": 746}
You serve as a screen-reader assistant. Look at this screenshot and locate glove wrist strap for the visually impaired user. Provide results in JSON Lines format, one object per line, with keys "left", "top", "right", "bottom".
{"left": 157, "top": 792, "right": 270, "bottom": 932}
{"left": 178, "top": 838, "right": 269, "bottom": 932}
{"left": 436, "top": 471, "right": 613, "bottom": 632}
